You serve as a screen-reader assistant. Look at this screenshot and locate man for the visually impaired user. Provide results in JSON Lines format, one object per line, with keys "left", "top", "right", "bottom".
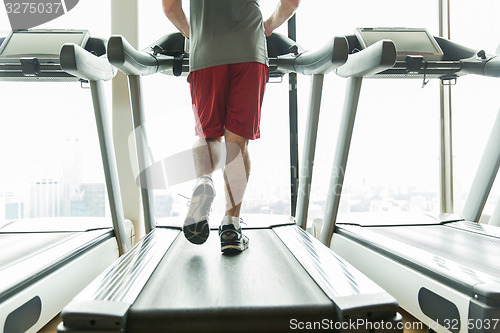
{"left": 162, "top": 0, "right": 300, "bottom": 253}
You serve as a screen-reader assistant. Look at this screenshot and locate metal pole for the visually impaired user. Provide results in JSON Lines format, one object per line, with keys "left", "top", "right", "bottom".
{"left": 127, "top": 75, "right": 156, "bottom": 234}
{"left": 439, "top": 0, "right": 455, "bottom": 214}
{"left": 320, "top": 77, "right": 363, "bottom": 246}
{"left": 461, "top": 111, "right": 500, "bottom": 222}
{"left": 90, "top": 80, "right": 130, "bottom": 255}
{"left": 439, "top": 82, "right": 454, "bottom": 213}
{"left": 489, "top": 198, "right": 500, "bottom": 227}
{"left": 296, "top": 74, "right": 324, "bottom": 230}
{"left": 288, "top": 15, "right": 299, "bottom": 216}
{"left": 111, "top": 0, "right": 142, "bottom": 242}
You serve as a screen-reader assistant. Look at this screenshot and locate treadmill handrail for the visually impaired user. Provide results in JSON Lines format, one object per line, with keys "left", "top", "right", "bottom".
{"left": 107, "top": 35, "right": 175, "bottom": 76}
{"left": 108, "top": 33, "right": 349, "bottom": 77}
{"left": 60, "top": 43, "right": 116, "bottom": 82}
{"left": 336, "top": 39, "right": 397, "bottom": 78}
{"left": 295, "top": 39, "right": 396, "bottom": 231}
{"left": 462, "top": 54, "right": 500, "bottom": 78}
{"left": 276, "top": 36, "right": 348, "bottom": 75}
{"left": 59, "top": 38, "right": 131, "bottom": 255}
{"left": 461, "top": 110, "right": 500, "bottom": 221}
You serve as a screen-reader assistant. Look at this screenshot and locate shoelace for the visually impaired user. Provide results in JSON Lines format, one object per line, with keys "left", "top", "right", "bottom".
{"left": 237, "top": 219, "right": 249, "bottom": 242}
{"left": 180, "top": 192, "right": 248, "bottom": 227}
{"left": 178, "top": 193, "right": 191, "bottom": 207}
{"left": 178, "top": 193, "right": 213, "bottom": 213}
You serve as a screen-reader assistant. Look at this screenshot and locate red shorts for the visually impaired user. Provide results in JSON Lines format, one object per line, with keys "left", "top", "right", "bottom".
{"left": 188, "top": 62, "right": 269, "bottom": 140}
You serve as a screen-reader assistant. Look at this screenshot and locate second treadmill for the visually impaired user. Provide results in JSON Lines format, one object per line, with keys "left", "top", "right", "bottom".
{"left": 297, "top": 27, "right": 500, "bottom": 333}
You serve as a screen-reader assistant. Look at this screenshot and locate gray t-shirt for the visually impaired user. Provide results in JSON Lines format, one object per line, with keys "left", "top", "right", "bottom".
{"left": 189, "top": 0, "right": 269, "bottom": 72}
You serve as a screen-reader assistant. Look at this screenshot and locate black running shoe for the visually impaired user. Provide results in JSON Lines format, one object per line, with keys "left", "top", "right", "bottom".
{"left": 183, "top": 176, "right": 215, "bottom": 245}
{"left": 219, "top": 217, "right": 249, "bottom": 254}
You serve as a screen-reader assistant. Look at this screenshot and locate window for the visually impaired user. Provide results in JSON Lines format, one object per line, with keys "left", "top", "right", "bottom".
{"left": 137, "top": 1, "right": 451, "bottom": 222}
{"left": 296, "top": 1, "right": 441, "bottom": 221}
{"left": 451, "top": 0, "right": 500, "bottom": 220}
{"left": 0, "top": 0, "right": 111, "bottom": 224}
{"left": 138, "top": 1, "right": 292, "bottom": 218}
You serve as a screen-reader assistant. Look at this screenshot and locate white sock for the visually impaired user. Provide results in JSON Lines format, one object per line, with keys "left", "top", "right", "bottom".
{"left": 221, "top": 215, "right": 240, "bottom": 229}
{"left": 198, "top": 175, "right": 213, "bottom": 184}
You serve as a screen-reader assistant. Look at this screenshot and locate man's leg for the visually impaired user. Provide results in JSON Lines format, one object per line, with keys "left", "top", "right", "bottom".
{"left": 218, "top": 129, "right": 251, "bottom": 253}
{"left": 184, "top": 66, "right": 227, "bottom": 245}
{"left": 218, "top": 62, "right": 268, "bottom": 253}
{"left": 183, "top": 137, "right": 223, "bottom": 245}
{"left": 193, "top": 136, "right": 223, "bottom": 178}
{"left": 223, "top": 129, "right": 250, "bottom": 217}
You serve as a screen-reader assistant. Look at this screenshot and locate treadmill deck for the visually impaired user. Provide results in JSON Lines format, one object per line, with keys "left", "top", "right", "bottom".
{"left": 336, "top": 220, "right": 500, "bottom": 303}
{"left": 128, "top": 229, "right": 335, "bottom": 332}
{"left": 60, "top": 223, "right": 402, "bottom": 332}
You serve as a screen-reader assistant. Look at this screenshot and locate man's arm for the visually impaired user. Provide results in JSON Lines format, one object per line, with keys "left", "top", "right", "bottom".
{"left": 264, "top": 0, "right": 301, "bottom": 37}
{"left": 162, "top": 0, "right": 190, "bottom": 38}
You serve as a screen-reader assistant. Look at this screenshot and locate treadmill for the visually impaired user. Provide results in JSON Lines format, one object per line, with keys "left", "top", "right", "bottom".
{"left": 0, "top": 30, "right": 131, "bottom": 332}
{"left": 57, "top": 33, "right": 404, "bottom": 332}
{"left": 296, "top": 27, "right": 500, "bottom": 332}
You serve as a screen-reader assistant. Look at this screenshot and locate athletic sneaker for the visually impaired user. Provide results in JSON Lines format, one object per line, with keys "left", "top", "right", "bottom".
{"left": 219, "top": 216, "right": 249, "bottom": 253}
{"left": 183, "top": 176, "right": 215, "bottom": 245}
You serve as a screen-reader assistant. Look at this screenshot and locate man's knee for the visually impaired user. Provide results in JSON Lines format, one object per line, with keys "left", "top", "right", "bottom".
{"left": 224, "top": 129, "right": 248, "bottom": 151}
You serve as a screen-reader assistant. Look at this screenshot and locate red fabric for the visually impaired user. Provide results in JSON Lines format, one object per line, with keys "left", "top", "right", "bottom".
{"left": 188, "top": 62, "right": 269, "bottom": 140}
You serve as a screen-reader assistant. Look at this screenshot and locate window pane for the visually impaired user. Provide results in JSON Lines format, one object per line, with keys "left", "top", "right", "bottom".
{"left": 137, "top": 1, "right": 449, "bottom": 222}
{"left": 0, "top": 1, "right": 111, "bottom": 224}
{"left": 297, "top": 1, "right": 440, "bottom": 221}
{"left": 139, "top": 1, "right": 291, "bottom": 218}
{"left": 451, "top": 0, "right": 500, "bottom": 219}
{"left": 0, "top": 81, "right": 110, "bottom": 222}
{"left": 139, "top": 1, "right": 194, "bottom": 218}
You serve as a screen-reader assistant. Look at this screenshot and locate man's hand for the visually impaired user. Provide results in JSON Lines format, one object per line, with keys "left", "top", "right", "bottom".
{"left": 264, "top": 0, "right": 300, "bottom": 37}
{"left": 162, "top": 0, "right": 190, "bottom": 38}
{"left": 263, "top": 20, "right": 274, "bottom": 37}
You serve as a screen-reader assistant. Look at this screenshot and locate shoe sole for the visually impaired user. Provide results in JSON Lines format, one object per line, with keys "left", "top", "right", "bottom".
{"left": 183, "top": 183, "right": 215, "bottom": 245}
{"left": 221, "top": 235, "right": 249, "bottom": 254}
{"left": 221, "top": 244, "right": 247, "bottom": 254}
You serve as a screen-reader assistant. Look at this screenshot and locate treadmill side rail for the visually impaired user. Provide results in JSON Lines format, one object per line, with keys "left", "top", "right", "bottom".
{"left": 472, "top": 283, "right": 500, "bottom": 307}
{"left": 60, "top": 228, "right": 180, "bottom": 331}
{"left": 59, "top": 300, "right": 130, "bottom": 331}
{"left": 273, "top": 225, "right": 401, "bottom": 329}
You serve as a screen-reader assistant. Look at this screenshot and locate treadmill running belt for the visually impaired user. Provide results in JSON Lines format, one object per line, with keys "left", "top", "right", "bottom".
{"left": 367, "top": 225, "right": 500, "bottom": 278}
{"left": 127, "top": 229, "right": 336, "bottom": 333}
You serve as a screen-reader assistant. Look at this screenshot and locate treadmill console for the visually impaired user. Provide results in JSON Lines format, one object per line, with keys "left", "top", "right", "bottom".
{"left": 355, "top": 27, "right": 444, "bottom": 61}
{"left": 0, "top": 29, "right": 89, "bottom": 80}
{"left": 0, "top": 29, "right": 89, "bottom": 61}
